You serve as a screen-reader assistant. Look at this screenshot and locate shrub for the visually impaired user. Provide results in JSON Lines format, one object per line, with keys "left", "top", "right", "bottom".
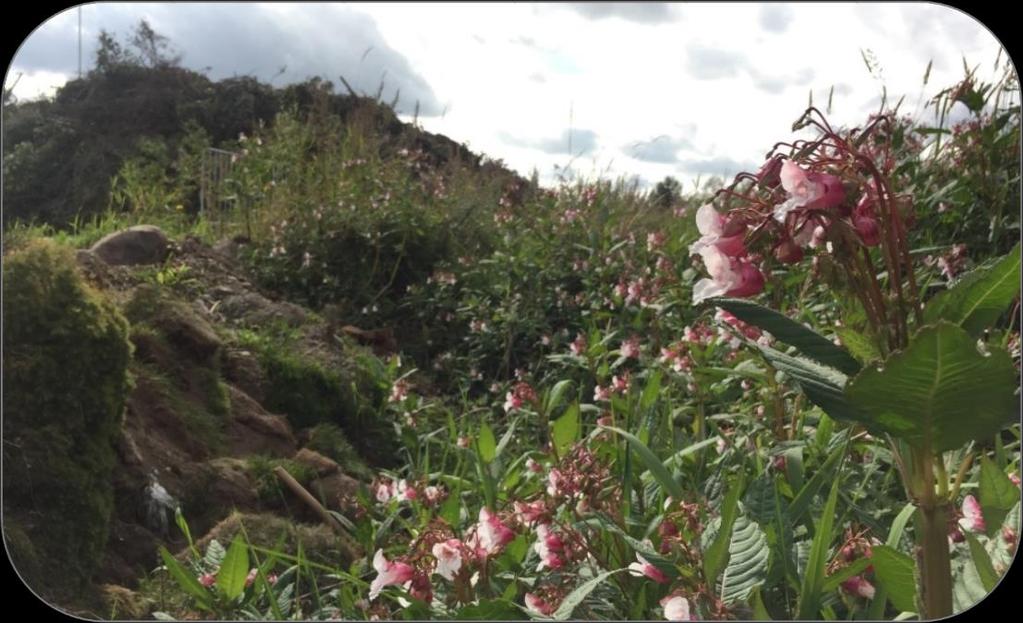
{"left": 2, "top": 240, "right": 132, "bottom": 598}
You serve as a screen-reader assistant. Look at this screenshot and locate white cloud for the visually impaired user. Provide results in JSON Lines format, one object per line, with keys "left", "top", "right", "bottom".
{"left": 5, "top": 2, "right": 1008, "bottom": 189}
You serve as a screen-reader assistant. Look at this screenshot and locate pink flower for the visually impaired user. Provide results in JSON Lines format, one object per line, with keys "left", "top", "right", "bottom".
{"left": 389, "top": 379, "right": 410, "bottom": 403}
{"left": 660, "top": 595, "right": 694, "bottom": 621}
{"left": 375, "top": 480, "right": 394, "bottom": 504}
{"left": 525, "top": 458, "right": 543, "bottom": 474}
{"left": 431, "top": 539, "right": 463, "bottom": 581}
{"left": 757, "top": 155, "right": 784, "bottom": 188}
{"left": 245, "top": 567, "right": 258, "bottom": 587}
{"left": 369, "top": 550, "right": 414, "bottom": 600}
{"left": 457, "top": 436, "right": 471, "bottom": 449}
{"left": 960, "top": 495, "right": 986, "bottom": 533}
{"left": 692, "top": 245, "right": 764, "bottom": 304}
{"left": 621, "top": 335, "right": 642, "bottom": 359}
{"left": 853, "top": 195, "right": 881, "bottom": 247}
{"left": 477, "top": 508, "right": 515, "bottom": 555}
{"left": 570, "top": 333, "right": 587, "bottom": 356}
{"left": 525, "top": 592, "right": 557, "bottom": 616}
{"left": 198, "top": 572, "right": 216, "bottom": 588}
{"left": 628, "top": 552, "right": 670, "bottom": 584}
{"left": 776, "top": 161, "right": 845, "bottom": 221}
{"left": 612, "top": 373, "right": 630, "bottom": 394}
{"left": 423, "top": 485, "right": 444, "bottom": 505}
{"left": 1010, "top": 472, "right": 1021, "bottom": 487}
{"left": 533, "top": 524, "right": 566, "bottom": 570}
{"left": 514, "top": 500, "right": 547, "bottom": 525}
{"left": 395, "top": 479, "right": 418, "bottom": 502}
{"left": 547, "top": 468, "right": 565, "bottom": 497}
{"left": 504, "top": 391, "right": 523, "bottom": 413}
{"left": 841, "top": 575, "right": 876, "bottom": 600}
{"left": 689, "top": 204, "right": 746, "bottom": 258}
{"left": 594, "top": 384, "right": 612, "bottom": 402}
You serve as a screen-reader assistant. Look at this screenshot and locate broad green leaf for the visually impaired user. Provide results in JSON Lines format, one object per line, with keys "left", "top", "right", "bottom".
{"left": 870, "top": 545, "right": 918, "bottom": 614}
{"left": 924, "top": 243, "right": 1020, "bottom": 337}
{"left": 834, "top": 327, "right": 882, "bottom": 364}
{"left": 641, "top": 370, "right": 663, "bottom": 410}
{"left": 552, "top": 569, "right": 624, "bottom": 620}
{"left": 456, "top": 599, "right": 526, "bottom": 620}
{"left": 822, "top": 557, "right": 871, "bottom": 593}
{"left": 952, "top": 551, "right": 990, "bottom": 614}
{"left": 964, "top": 533, "right": 999, "bottom": 592}
{"left": 978, "top": 456, "right": 1021, "bottom": 538}
{"left": 750, "top": 587, "right": 772, "bottom": 620}
{"left": 702, "top": 476, "right": 744, "bottom": 592}
{"left": 743, "top": 475, "right": 788, "bottom": 525}
{"left": 756, "top": 345, "right": 868, "bottom": 424}
{"left": 478, "top": 423, "right": 497, "bottom": 464}
{"left": 718, "top": 514, "right": 770, "bottom": 605}
{"left": 440, "top": 487, "right": 462, "bottom": 526}
{"left": 845, "top": 322, "right": 1017, "bottom": 452}
{"left": 708, "top": 297, "right": 861, "bottom": 375}
{"left": 552, "top": 404, "right": 580, "bottom": 458}
{"left": 600, "top": 425, "right": 684, "bottom": 500}
{"left": 886, "top": 503, "right": 918, "bottom": 548}
{"left": 217, "top": 534, "right": 250, "bottom": 601}
{"left": 788, "top": 442, "right": 846, "bottom": 527}
{"left": 158, "top": 546, "right": 213, "bottom": 610}
{"left": 544, "top": 379, "right": 574, "bottom": 415}
{"left": 796, "top": 478, "right": 840, "bottom": 619}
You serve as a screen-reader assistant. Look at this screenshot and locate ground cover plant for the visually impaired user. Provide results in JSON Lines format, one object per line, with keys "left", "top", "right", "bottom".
{"left": 2, "top": 31, "right": 1020, "bottom": 621}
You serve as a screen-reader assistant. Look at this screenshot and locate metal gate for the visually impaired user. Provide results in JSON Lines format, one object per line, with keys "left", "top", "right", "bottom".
{"left": 199, "top": 147, "right": 242, "bottom": 237}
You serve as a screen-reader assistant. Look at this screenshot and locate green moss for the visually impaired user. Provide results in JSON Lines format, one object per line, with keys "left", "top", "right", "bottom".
{"left": 305, "top": 423, "right": 373, "bottom": 480}
{"left": 247, "top": 456, "right": 317, "bottom": 506}
{"left": 2, "top": 240, "right": 132, "bottom": 598}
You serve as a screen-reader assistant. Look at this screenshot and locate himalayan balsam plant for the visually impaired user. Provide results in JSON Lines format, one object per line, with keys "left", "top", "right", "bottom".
{"left": 691, "top": 104, "right": 1020, "bottom": 619}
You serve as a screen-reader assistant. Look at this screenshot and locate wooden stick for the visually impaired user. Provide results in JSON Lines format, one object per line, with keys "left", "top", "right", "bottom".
{"left": 272, "top": 466, "right": 363, "bottom": 560}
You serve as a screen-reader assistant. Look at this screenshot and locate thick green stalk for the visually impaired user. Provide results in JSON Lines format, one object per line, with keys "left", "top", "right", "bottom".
{"left": 917, "top": 503, "right": 954, "bottom": 619}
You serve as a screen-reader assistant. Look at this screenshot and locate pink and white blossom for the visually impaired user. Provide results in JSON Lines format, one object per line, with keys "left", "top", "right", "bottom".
{"left": 431, "top": 539, "right": 463, "bottom": 581}
{"left": 628, "top": 552, "right": 669, "bottom": 584}
{"left": 525, "top": 593, "right": 557, "bottom": 616}
{"left": 660, "top": 595, "right": 694, "bottom": 621}
{"left": 960, "top": 495, "right": 986, "bottom": 533}
{"left": 369, "top": 550, "right": 414, "bottom": 601}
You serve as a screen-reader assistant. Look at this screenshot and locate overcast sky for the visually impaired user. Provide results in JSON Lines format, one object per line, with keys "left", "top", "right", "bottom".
{"left": 4, "top": 3, "right": 1010, "bottom": 189}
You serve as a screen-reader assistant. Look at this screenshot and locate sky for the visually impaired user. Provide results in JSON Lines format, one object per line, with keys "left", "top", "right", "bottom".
{"left": 3, "top": 2, "right": 1012, "bottom": 189}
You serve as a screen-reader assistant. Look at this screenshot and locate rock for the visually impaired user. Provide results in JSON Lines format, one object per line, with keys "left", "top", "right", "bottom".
{"left": 218, "top": 292, "right": 308, "bottom": 327}
{"left": 309, "top": 472, "right": 361, "bottom": 515}
{"left": 100, "top": 521, "right": 159, "bottom": 588}
{"left": 90, "top": 225, "right": 171, "bottom": 266}
{"left": 197, "top": 458, "right": 261, "bottom": 515}
{"left": 116, "top": 429, "right": 144, "bottom": 466}
{"left": 227, "top": 385, "right": 297, "bottom": 457}
{"left": 293, "top": 448, "right": 340, "bottom": 476}
{"left": 188, "top": 511, "right": 350, "bottom": 567}
{"left": 222, "top": 348, "right": 266, "bottom": 402}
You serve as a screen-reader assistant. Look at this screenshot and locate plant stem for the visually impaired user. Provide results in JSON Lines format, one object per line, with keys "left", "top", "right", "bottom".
{"left": 917, "top": 503, "right": 954, "bottom": 619}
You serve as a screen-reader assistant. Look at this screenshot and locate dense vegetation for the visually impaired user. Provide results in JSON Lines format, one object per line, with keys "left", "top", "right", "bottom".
{"left": 2, "top": 22, "right": 1020, "bottom": 621}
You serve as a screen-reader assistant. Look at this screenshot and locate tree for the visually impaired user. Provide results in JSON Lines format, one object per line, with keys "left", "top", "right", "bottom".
{"left": 651, "top": 175, "right": 682, "bottom": 209}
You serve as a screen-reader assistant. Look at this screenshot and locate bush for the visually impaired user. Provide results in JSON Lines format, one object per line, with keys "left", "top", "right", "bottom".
{"left": 2, "top": 240, "right": 132, "bottom": 598}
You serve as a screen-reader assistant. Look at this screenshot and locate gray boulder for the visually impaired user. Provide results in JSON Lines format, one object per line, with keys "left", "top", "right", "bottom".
{"left": 90, "top": 225, "right": 170, "bottom": 266}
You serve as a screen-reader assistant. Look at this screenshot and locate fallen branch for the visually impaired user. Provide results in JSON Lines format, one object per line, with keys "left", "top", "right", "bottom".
{"left": 272, "top": 465, "right": 363, "bottom": 560}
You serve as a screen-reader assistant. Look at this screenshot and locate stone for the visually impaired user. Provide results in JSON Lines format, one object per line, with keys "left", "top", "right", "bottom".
{"left": 90, "top": 225, "right": 171, "bottom": 266}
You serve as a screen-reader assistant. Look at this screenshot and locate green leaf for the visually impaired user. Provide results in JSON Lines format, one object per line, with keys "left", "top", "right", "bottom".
{"left": 708, "top": 297, "right": 861, "bottom": 375}
{"left": 822, "top": 557, "right": 871, "bottom": 593}
{"left": 600, "top": 425, "right": 684, "bottom": 500}
{"left": 756, "top": 345, "right": 867, "bottom": 424}
{"left": 552, "top": 569, "right": 624, "bottom": 620}
{"left": 845, "top": 322, "right": 1017, "bottom": 452}
{"left": 456, "top": 599, "right": 526, "bottom": 620}
{"left": 978, "top": 456, "right": 1021, "bottom": 538}
{"left": 796, "top": 477, "right": 840, "bottom": 619}
{"left": 478, "top": 423, "right": 497, "bottom": 464}
{"left": 923, "top": 243, "right": 1021, "bottom": 337}
{"left": 158, "top": 546, "right": 213, "bottom": 611}
{"left": 641, "top": 369, "right": 663, "bottom": 410}
{"left": 702, "top": 476, "right": 744, "bottom": 592}
{"left": 886, "top": 503, "right": 918, "bottom": 548}
{"left": 217, "top": 534, "right": 250, "bottom": 601}
{"left": 870, "top": 545, "right": 918, "bottom": 614}
{"left": 743, "top": 475, "right": 788, "bottom": 525}
{"left": 494, "top": 417, "right": 519, "bottom": 461}
{"left": 834, "top": 327, "right": 882, "bottom": 364}
{"left": 552, "top": 403, "right": 580, "bottom": 458}
{"left": 718, "top": 513, "right": 770, "bottom": 605}
{"left": 788, "top": 441, "right": 846, "bottom": 527}
{"left": 544, "top": 379, "right": 574, "bottom": 415}
{"left": 964, "top": 533, "right": 999, "bottom": 592}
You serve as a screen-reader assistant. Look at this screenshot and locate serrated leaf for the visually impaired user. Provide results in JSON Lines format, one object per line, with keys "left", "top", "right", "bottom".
{"left": 756, "top": 345, "right": 868, "bottom": 424}
{"left": 718, "top": 514, "right": 770, "bottom": 605}
{"left": 964, "top": 533, "right": 999, "bottom": 592}
{"left": 478, "top": 423, "right": 497, "bottom": 464}
{"left": 456, "top": 598, "right": 526, "bottom": 620}
{"left": 870, "top": 545, "right": 918, "bottom": 614}
{"left": 708, "top": 297, "right": 861, "bottom": 375}
{"left": 834, "top": 327, "right": 882, "bottom": 364}
{"left": 600, "top": 425, "right": 683, "bottom": 500}
{"left": 923, "top": 243, "right": 1021, "bottom": 337}
{"left": 978, "top": 456, "right": 1021, "bottom": 538}
{"left": 845, "top": 322, "right": 1017, "bottom": 452}
{"left": 552, "top": 403, "right": 580, "bottom": 458}
{"left": 159, "top": 546, "right": 213, "bottom": 611}
{"left": 552, "top": 569, "right": 624, "bottom": 620}
{"left": 796, "top": 477, "right": 840, "bottom": 619}
{"left": 217, "top": 534, "right": 250, "bottom": 601}
{"left": 703, "top": 476, "right": 744, "bottom": 592}
{"left": 203, "top": 539, "right": 226, "bottom": 568}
